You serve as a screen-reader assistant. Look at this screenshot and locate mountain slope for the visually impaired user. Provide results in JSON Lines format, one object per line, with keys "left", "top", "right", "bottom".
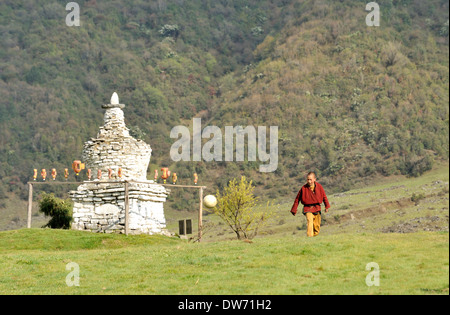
{"left": 208, "top": 0, "right": 449, "bottom": 194}
{"left": 0, "top": 0, "right": 448, "bottom": 219}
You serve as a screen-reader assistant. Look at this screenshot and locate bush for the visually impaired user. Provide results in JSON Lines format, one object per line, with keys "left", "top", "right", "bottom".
{"left": 381, "top": 42, "right": 408, "bottom": 68}
{"left": 213, "top": 176, "right": 274, "bottom": 240}
{"left": 403, "top": 155, "right": 434, "bottom": 177}
{"left": 38, "top": 192, "right": 73, "bottom": 229}
{"left": 159, "top": 24, "right": 179, "bottom": 38}
{"left": 411, "top": 192, "right": 426, "bottom": 205}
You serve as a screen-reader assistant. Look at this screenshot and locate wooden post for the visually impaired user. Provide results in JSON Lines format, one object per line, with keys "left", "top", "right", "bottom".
{"left": 124, "top": 181, "right": 129, "bottom": 236}
{"left": 27, "top": 183, "right": 33, "bottom": 228}
{"left": 198, "top": 186, "right": 203, "bottom": 242}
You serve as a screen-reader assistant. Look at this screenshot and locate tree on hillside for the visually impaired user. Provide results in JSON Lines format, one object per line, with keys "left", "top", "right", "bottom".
{"left": 213, "top": 176, "right": 274, "bottom": 240}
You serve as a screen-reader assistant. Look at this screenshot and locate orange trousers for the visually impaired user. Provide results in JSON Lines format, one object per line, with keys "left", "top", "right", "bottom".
{"left": 305, "top": 212, "right": 321, "bottom": 237}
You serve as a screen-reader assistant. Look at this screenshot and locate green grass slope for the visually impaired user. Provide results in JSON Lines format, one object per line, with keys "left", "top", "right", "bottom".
{"left": 0, "top": 229, "right": 448, "bottom": 294}
{"left": 1, "top": 164, "right": 449, "bottom": 295}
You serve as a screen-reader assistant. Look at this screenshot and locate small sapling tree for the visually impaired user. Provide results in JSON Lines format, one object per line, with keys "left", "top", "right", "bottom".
{"left": 213, "top": 176, "right": 274, "bottom": 240}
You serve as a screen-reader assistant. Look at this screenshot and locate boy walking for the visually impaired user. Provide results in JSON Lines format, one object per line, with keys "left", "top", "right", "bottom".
{"left": 290, "top": 172, "right": 331, "bottom": 237}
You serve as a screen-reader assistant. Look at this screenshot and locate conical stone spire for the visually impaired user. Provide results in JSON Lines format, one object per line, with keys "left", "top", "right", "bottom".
{"left": 82, "top": 92, "right": 152, "bottom": 180}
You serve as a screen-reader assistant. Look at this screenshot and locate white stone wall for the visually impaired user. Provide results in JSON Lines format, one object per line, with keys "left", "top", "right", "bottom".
{"left": 71, "top": 181, "right": 169, "bottom": 235}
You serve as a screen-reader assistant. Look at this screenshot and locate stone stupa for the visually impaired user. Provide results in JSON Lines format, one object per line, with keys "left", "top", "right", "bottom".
{"left": 70, "top": 92, "right": 169, "bottom": 235}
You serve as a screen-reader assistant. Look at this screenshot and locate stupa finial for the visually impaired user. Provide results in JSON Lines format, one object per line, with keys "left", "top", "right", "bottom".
{"left": 111, "top": 92, "right": 119, "bottom": 105}
{"left": 102, "top": 92, "right": 124, "bottom": 109}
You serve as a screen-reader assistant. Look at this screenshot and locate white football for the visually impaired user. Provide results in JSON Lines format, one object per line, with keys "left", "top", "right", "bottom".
{"left": 203, "top": 195, "right": 218, "bottom": 208}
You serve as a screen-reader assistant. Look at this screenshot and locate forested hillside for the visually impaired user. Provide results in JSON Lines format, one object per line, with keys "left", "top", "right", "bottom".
{"left": 209, "top": 0, "right": 449, "bottom": 195}
{"left": 0, "top": 0, "right": 448, "bottom": 213}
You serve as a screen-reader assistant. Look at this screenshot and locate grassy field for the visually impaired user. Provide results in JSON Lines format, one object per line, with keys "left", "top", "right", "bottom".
{"left": 181, "top": 162, "right": 450, "bottom": 242}
{"left": 0, "top": 163, "right": 448, "bottom": 295}
{"left": 0, "top": 229, "right": 448, "bottom": 295}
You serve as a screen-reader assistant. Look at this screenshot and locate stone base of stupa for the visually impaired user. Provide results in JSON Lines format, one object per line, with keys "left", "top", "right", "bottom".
{"left": 70, "top": 180, "right": 170, "bottom": 235}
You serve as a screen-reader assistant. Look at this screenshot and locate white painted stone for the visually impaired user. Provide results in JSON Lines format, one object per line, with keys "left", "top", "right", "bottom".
{"left": 95, "top": 204, "right": 120, "bottom": 215}
{"left": 111, "top": 92, "right": 119, "bottom": 105}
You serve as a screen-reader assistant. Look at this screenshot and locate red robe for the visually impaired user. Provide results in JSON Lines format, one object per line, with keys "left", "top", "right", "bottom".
{"left": 290, "top": 182, "right": 330, "bottom": 215}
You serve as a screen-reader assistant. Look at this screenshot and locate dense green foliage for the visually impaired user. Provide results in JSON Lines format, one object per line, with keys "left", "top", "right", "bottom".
{"left": 0, "top": 0, "right": 448, "bottom": 209}
{"left": 38, "top": 192, "right": 73, "bottom": 229}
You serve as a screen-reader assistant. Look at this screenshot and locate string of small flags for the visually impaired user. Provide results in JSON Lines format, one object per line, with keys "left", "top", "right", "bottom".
{"left": 33, "top": 161, "right": 198, "bottom": 185}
